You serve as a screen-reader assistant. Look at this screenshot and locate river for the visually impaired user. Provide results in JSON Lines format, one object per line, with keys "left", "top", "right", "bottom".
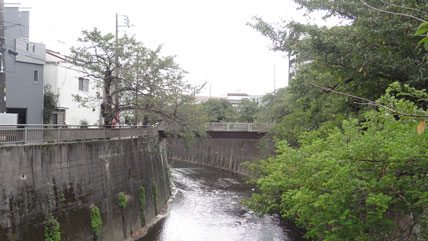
{"left": 138, "top": 161, "right": 306, "bottom": 241}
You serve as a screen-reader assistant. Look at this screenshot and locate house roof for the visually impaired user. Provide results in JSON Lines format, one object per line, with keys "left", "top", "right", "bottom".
{"left": 227, "top": 93, "right": 249, "bottom": 97}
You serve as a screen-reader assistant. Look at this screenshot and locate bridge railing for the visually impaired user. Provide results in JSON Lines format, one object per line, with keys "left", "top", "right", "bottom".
{"left": 0, "top": 124, "right": 153, "bottom": 145}
{"left": 207, "top": 122, "right": 272, "bottom": 132}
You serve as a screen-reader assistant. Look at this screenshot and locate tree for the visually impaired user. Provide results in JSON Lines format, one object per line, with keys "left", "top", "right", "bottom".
{"left": 249, "top": 0, "right": 428, "bottom": 145}
{"left": 245, "top": 1, "right": 428, "bottom": 240}
{"left": 71, "top": 29, "right": 205, "bottom": 135}
{"left": 43, "top": 85, "right": 58, "bottom": 124}
{"left": 235, "top": 99, "right": 259, "bottom": 123}
{"left": 200, "top": 99, "right": 236, "bottom": 122}
{"left": 245, "top": 83, "right": 428, "bottom": 240}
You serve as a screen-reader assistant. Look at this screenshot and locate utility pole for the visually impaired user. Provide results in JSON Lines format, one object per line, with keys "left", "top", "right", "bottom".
{"left": 114, "top": 13, "right": 131, "bottom": 125}
{"left": 0, "top": 0, "right": 6, "bottom": 113}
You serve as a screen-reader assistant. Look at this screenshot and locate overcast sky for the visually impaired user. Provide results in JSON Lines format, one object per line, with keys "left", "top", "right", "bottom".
{"left": 11, "top": 0, "right": 332, "bottom": 97}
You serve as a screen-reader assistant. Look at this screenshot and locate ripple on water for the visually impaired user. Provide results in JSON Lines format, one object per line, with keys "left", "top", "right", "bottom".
{"left": 138, "top": 162, "right": 305, "bottom": 241}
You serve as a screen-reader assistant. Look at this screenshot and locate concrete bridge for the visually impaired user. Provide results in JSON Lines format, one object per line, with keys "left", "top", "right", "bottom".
{"left": 159, "top": 122, "right": 271, "bottom": 139}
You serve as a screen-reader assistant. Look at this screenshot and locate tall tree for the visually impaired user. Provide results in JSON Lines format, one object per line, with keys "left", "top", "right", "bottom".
{"left": 71, "top": 29, "right": 205, "bottom": 135}
{"left": 235, "top": 99, "right": 259, "bottom": 123}
{"left": 200, "top": 99, "right": 236, "bottom": 122}
{"left": 250, "top": 0, "right": 428, "bottom": 144}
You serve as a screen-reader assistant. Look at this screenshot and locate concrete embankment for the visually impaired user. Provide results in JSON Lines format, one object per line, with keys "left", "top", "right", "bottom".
{"left": 165, "top": 138, "right": 261, "bottom": 176}
{"left": 0, "top": 137, "right": 170, "bottom": 241}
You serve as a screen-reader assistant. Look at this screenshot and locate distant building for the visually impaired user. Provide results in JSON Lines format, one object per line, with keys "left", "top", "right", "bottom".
{"left": 249, "top": 95, "right": 264, "bottom": 105}
{"left": 5, "top": 5, "right": 45, "bottom": 124}
{"left": 44, "top": 50, "right": 101, "bottom": 125}
{"left": 226, "top": 93, "right": 251, "bottom": 105}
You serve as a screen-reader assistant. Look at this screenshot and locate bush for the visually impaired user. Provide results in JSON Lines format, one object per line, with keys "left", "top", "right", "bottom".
{"left": 118, "top": 193, "right": 127, "bottom": 209}
{"left": 45, "top": 216, "right": 61, "bottom": 241}
{"left": 152, "top": 183, "right": 158, "bottom": 214}
{"left": 139, "top": 186, "right": 146, "bottom": 226}
{"left": 245, "top": 84, "right": 428, "bottom": 240}
{"left": 90, "top": 205, "right": 102, "bottom": 239}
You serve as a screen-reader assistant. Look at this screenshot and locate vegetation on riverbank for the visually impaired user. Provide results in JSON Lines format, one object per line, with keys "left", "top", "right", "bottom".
{"left": 243, "top": 1, "right": 428, "bottom": 240}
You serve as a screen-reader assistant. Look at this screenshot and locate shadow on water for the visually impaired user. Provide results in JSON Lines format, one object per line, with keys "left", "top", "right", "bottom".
{"left": 139, "top": 161, "right": 307, "bottom": 241}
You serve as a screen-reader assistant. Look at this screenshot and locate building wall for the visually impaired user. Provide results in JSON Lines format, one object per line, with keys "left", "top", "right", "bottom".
{"left": 0, "top": 137, "right": 171, "bottom": 241}
{"left": 44, "top": 55, "right": 101, "bottom": 125}
{"left": 4, "top": 7, "right": 44, "bottom": 124}
{"left": 6, "top": 61, "right": 44, "bottom": 124}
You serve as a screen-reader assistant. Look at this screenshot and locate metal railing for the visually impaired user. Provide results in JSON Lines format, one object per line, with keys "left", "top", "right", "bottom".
{"left": 0, "top": 124, "right": 154, "bottom": 145}
{"left": 207, "top": 122, "right": 272, "bottom": 132}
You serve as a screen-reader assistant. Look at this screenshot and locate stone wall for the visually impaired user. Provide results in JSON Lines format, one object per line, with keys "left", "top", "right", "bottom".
{"left": 0, "top": 137, "right": 170, "bottom": 241}
{"left": 165, "top": 138, "right": 261, "bottom": 176}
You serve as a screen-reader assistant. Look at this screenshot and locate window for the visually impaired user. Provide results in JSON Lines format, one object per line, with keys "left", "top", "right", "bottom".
{"left": 32, "top": 44, "right": 35, "bottom": 52}
{"left": 33, "top": 69, "right": 39, "bottom": 83}
{"left": 78, "top": 77, "right": 89, "bottom": 92}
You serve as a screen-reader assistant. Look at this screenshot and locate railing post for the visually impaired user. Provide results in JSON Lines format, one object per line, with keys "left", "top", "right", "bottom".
{"left": 24, "top": 126, "right": 27, "bottom": 144}
{"left": 227, "top": 123, "right": 230, "bottom": 131}
{"left": 58, "top": 126, "right": 61, "bottom": 143}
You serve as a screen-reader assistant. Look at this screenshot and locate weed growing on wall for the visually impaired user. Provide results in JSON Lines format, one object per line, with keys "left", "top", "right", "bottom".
{"left": 139, "top": 186, "right": 146, "bottom": 226}
{"left": 152, "top": 183, "right": 158, "bottom": 213}
{"left": 45, "top": 216, "right": 61, "bottom": 241}
{"left": 90, "top": 205, "right": 102, "bottom": 240}
{"left": 118, "top": 193, "right": 127, "bottom": 209}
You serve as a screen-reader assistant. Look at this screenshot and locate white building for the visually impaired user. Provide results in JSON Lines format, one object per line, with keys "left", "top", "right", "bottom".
{"left": 226, "top": 93, "right": 251, "bottom": 105}
{"left": 44, "top": 50, "right": 101, "bottom": 125}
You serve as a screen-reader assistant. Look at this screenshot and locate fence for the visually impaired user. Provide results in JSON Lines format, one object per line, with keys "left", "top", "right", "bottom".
{"left": 0, "top": 124, "right": 153, "bottom": 145}
{"left": 207, "top": 122, "right": 271, "bottom": 132}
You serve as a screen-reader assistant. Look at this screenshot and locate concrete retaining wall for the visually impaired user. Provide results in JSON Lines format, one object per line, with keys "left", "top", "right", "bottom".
{"left": 165, "top": 138, "right": 261, "bottom": 176}
{"left": 0, "top": 137, "right": 170, "bottom": 241}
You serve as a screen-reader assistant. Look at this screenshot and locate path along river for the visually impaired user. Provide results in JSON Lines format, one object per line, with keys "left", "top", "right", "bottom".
{"left": 139, "top": 161, "right": 306, "bottom": 241}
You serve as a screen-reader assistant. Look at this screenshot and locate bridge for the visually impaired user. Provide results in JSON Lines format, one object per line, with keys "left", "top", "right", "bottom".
{"left": 158, "top": 122, "right": 271, "bottom": 139}
{"left": 0, "top": 122, "right": 270, "bottom": 145}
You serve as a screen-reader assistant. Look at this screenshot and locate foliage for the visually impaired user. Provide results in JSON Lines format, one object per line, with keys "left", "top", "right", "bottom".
{"left": 250, "top": 0, "right": 428, "bottom": 146}
{"left": 43, "top": 85, "right": 59, "bottom": 124}
{"left": 90, "top": 205, "right": 102, "bottom": 239}
{"left": 200, "top": 98, "right": 236, "bottom": 122}
{"left": 45, "top": 216, "right": 61, "bottom": 241}
{"left": 245, "top": 84, "right": 428, "bottom": 240}
{"left": 235, "top": 99, "right": 259, "bottom": 123}
{"left": 415, "top": 22, "right": 428, "bottom": 50}
{"left": 139, "top": 186, "right": 146, "bottom": 226}
{"left": 71, "top": 29, "right": 206, "bottom": 138}
{"left": 152, "top": 183, "right": 159, "bottom": 214}
{"left": 118, "top": 193, "right": 127, "bottom": 209}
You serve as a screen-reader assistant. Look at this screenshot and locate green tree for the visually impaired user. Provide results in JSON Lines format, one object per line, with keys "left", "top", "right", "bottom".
{"left": 245, "top": 83, "right": 428, "bottom": 240}
{"left": 250, "top": 0, "right": 428, "bottom": 145}
{"left": 43, "top": 85, "right": 58, "bottom": 124}
{"left": 235, "top": 99, "right": 259, "bottom": 123}
{"left": 71, "top": 29, "right": 206, "bottom": 136}
{"left": 200, "top": 99, "right": 236, "bottom": 122}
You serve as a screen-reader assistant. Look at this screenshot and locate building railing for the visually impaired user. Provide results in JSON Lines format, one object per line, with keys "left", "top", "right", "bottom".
{"left": 0, "top": 124, "right": 154, "bottom": 145}
{"left": 207, "top": 122, "right": 272, "bottom": 132}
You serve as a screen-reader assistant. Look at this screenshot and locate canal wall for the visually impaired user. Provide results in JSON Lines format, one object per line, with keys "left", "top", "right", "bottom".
{"left": 0, "top": 137, "right": 170, "bottom": 241}
{"left": 165, "top": 138, "right": 261, "bottom": 176}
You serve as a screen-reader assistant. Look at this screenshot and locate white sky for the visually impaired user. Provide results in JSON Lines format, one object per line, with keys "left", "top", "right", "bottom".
{"left": 10, "top": 0, "right": 334, "bottom": 97}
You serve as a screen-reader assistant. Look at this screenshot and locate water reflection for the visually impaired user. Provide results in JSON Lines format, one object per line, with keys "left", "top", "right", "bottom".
{"left": 139, "top": 161, "right": 306, "bottom": 241}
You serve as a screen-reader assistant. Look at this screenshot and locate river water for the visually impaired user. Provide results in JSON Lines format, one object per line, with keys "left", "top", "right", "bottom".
{"left": 139, "top": 161, "right": 306, "bottom": 241}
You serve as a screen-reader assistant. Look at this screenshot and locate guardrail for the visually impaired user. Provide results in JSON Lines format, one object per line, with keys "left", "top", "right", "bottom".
{"left": 0, "top": 124, "right": 154, "bottom": 145}
{"left": 207, "top": 122, "right": 272, "bottom": 132}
